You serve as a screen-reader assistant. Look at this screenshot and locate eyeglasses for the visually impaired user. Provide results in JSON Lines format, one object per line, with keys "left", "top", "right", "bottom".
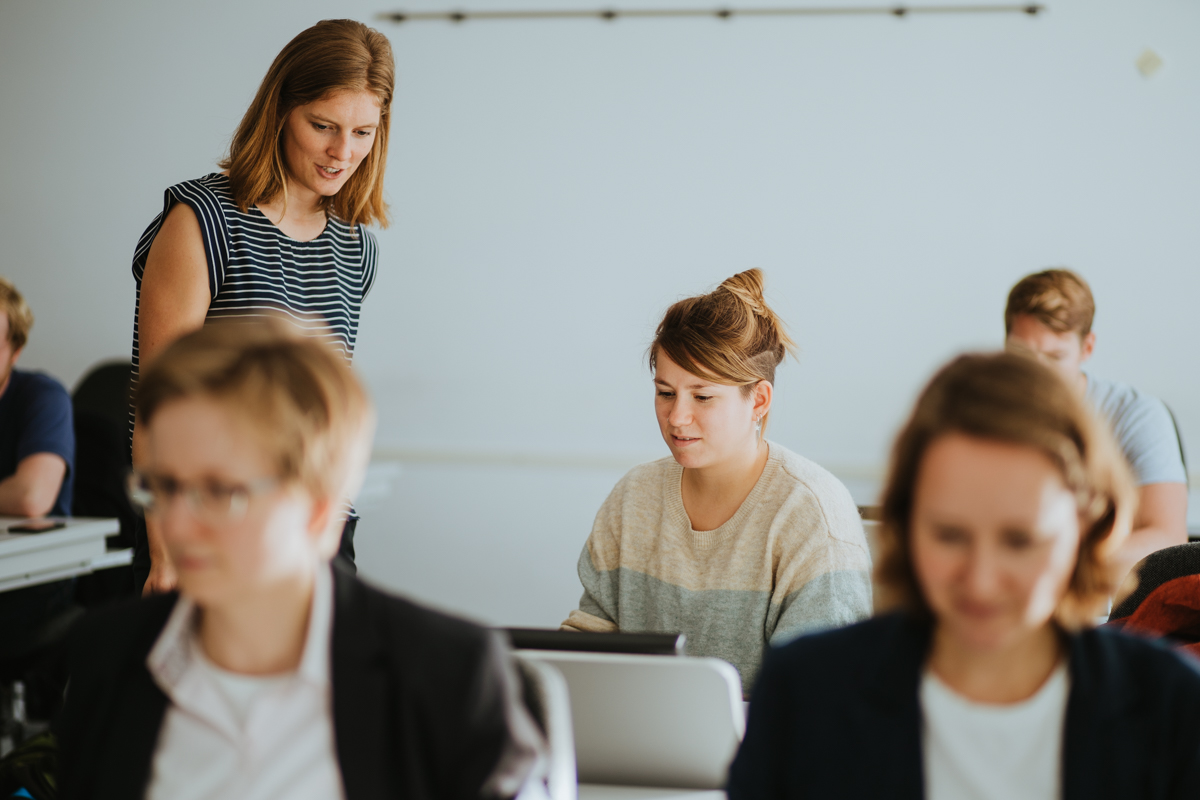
{"left": 126, "top": 470, "right": 280, "bottom": 522}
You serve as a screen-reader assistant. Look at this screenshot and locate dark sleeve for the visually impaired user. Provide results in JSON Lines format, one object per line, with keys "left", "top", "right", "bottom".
{"left": 57, "top": 611, "right": 110, "bottom": 799}
{"left": 445, "top": 630, "right": 545, "bottom": 799}
{"left": 131, "top": 177, "right": 227, "bottom": 298}
{"left": 360, "top": 228, "right": 379, "bottom": 301}
{"left": 727, "top": 646, "right": 788, "bottom": 800}
{"left": 16, "top": 375, "right": 73, "bottom": 475}
{"left": 57, "top": 599, "right": 173, "bottom": 800}
{"left": 1174, "top": 726, "right": 1200, "bottom": 799}
{"left": 1164, "top": 653, "right": 1200, "bottom": 798}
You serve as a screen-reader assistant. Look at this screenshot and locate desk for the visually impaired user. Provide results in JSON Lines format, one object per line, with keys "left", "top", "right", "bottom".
{"left": 579, "top": 786, "right": 724, "bottom": 800}
{"left": 0, "top": 517, "right": 128, "bottom": 593}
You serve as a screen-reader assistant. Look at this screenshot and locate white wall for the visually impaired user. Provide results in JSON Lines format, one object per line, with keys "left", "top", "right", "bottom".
{"left": 3, "top": 0, "right": 1198, "bottom": 624}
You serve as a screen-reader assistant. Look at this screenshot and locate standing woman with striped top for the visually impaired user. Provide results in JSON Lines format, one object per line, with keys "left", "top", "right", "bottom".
{"left": 130, "top": 19, "right": 393, "bottom": 595}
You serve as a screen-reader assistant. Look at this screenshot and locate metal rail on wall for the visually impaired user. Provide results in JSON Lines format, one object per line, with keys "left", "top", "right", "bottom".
{"left": 380, "top": 4, "right": 1045, "bottom": 24}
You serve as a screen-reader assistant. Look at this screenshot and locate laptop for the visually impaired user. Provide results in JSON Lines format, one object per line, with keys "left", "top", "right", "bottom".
{"left": 504, "top": 628, "right": 686, "bottom": 656}
{"left": 518, "top": 649, "right": 745, "bottom": 790}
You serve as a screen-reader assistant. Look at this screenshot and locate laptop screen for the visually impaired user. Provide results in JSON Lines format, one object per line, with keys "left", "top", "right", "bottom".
{"left": 504, "top": 628, "right": 686, "bottom": 656}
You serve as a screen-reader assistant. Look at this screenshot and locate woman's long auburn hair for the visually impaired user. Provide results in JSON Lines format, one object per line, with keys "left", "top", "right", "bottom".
{"left": 649, "top": 269, "right": 797, "bottom": 436}
{"left": 219, "top": 19, "right": 395, "bottom": 229}
{"left": 874, "top": 351, "right": 1137, "bottom": 629}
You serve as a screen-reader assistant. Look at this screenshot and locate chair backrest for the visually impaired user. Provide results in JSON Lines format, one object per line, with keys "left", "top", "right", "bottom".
{"left": 514, "top": 656, "right": 577, "bottom": 800}
{"left": 1109, "top": 542, "right": 1200, "bottom": 621}
{"left": 518, "top": 650, "right": 744, "bottom": 790}
{"left": 72, "top": 360, "right": 132, "bottom": 436}
{"left": 71, "top": 361, "right": 136, "bottom": 551}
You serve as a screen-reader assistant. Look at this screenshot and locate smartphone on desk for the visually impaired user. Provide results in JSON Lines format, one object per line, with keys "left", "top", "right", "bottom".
{"left": 7, "top": 519, "right": 66, "bottom": 534}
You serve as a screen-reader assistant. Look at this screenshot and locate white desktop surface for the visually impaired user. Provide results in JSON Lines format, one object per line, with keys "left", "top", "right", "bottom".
{"left": 0, "top": 516, "right": 124, "bottom": 592}
{"left": 579, "top": 785, "right": 725, "bottom": 800}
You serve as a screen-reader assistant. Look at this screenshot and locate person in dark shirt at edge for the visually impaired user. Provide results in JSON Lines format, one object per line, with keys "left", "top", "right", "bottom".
{"left": 0, "top": 277, "right": 77, "bottom": 661}
{"left": 58, "top": 318, "right": 546, "bottom": 800}
{"left": 728, "top": 352, "right": 1200, "bottom": 800}
{"left": 0, "top": 277, "right": 74, "bottom": 519}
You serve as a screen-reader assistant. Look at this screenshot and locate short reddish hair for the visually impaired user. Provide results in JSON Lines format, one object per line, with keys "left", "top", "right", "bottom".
{"left": 874, "top": 352, "right": 1136, "bottom": 629}
{"left": 1004, "top": 269, "right": 1095, "bottom": 338}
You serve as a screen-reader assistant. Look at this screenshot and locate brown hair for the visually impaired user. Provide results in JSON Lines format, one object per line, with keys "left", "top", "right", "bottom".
{"left": 219, "top": 19, "right": 395, "bottom": 229}
{"left": 1004, "top": 268, "right": 1095, "bottom": 338}
{"left": 136, "top": 317, "right": 374, "bottom": 505}
{"left": 649, "top": 269, "right": 797, "bottom": 435}
{"left": 0, "top": 278, "right": 33, "bottom": 350}
{"left": 874, "top": 351, "right": 1135, "bottom": 629}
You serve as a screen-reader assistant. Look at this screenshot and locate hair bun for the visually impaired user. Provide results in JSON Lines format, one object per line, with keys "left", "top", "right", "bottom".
{"left": 718, "top": 269, "right": 769, "bottom": 317}
{"left": 650, "top": 267, "right": 796, "bottom": 437}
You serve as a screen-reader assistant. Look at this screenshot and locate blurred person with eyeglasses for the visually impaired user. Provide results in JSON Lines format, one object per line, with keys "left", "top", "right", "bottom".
{"left": 58, "top": 318, "right": 547, "bottom": 800}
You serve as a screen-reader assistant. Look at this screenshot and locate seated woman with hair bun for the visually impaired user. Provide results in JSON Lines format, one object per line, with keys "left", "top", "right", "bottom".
{"left": 562, "top": 269, "right": 872, "bottom": 696}
{"left": 728, "top": 352, "right": 1200, "bottom": 800}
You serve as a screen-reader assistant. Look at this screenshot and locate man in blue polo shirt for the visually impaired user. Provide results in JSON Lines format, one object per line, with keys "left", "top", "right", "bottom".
{"left": 1004, "top": 269, "right": 1187, "bottom": 585}
{"left": 0, "top": 278, "right": 74, "bottom": 518}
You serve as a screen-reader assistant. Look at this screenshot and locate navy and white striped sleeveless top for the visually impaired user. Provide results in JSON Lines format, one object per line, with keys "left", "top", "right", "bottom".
{"left": 129, "top": 173, "right": 378, "bottom": 522}
{"left": 130, "top": 172, "right": 378, "bottom": 381}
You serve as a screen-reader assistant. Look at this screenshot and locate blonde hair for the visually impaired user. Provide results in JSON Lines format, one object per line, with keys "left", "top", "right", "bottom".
{"left": 0, "top": 278, "right": 33, "bottom": 350}
{"left": 135, "top": 317, "right": 374, "bottom": 506}
{"left": 1005, "top": 268, "right": 1095, "bottom": 338}
{"left": 649, "top": 269, "right": 797, "bottom": 435}
{"left": 219, "top": 19, "right": 395, "bottom": 229}
{"left": 874, "top": 351, "right": 1136, "bottom": 629}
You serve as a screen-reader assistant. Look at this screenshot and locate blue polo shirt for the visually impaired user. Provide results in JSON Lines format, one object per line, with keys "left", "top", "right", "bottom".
{"left": 1086, "top": 375, "right": 1187, "bottom": 487}
{"left": 0, "top": 369, "right": 74, "bottom": 516}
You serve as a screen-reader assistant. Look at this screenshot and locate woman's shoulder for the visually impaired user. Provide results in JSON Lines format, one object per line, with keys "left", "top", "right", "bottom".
{"left": 769, "top": 444, "right": 853, "bottom": 498}
{"left": 337, "top": 569, "right": 496, "bottom": 661}
{"left": 157, "top": 173, "right": 238, "bottom": 227}
{"left": 758, "top": 613, "right": 925, "bottom": 700}
{"left": 325, "top": 217, "right": 378, "bottom": 242}
{"left": 623, "top": 454, "right": 677, "bottom": 483}
{"left": 164, "top": 171, "right": 231, "bottom": 203}
{"left": 352, "top": 224, "right": 379, "bottom": 246}
{"left": 604, "top": 455, "right": 678, "bottom": 504}
{"left": 773, "top": 613, "right": 914, "bottom": 664}
{"left": 67, "top": 593, "right": 180, "bottom": 684}
{"left": 765, "top": 443, "right": 863, "bottom": 534}
{"left": 1071, "top": 627, "right": 1200, "bottom": 749}
{"left": 1077, "top": 626, "right": 1200, "bottom": 695}
{"left": 324, "top": 220, "right": 381, "bottom": 270}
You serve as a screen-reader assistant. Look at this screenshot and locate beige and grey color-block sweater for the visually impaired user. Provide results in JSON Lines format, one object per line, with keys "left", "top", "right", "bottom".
{"left": 562, "top": 442, "right": 872, "bottom": 695}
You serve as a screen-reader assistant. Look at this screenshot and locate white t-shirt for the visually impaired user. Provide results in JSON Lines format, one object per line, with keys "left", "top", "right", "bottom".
{"left": 920, "top": 661, "right": 1069, "bottom": 800}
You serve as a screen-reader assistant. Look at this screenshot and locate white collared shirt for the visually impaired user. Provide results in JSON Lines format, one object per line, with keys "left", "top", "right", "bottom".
{"left": 145, "top": 566, "right": 346, "bottom": 800}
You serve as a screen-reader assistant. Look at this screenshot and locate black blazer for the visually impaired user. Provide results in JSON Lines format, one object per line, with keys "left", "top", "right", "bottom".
{"left": 58, "top": 563, "right": 543, "bottom": 800}
{"left": 728, "top": 613, "right": 1200, "bottom": 800}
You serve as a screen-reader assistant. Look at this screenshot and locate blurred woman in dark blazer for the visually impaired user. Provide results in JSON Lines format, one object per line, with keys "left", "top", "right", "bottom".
{"left": 59, "top": 319, "right": 545, "bottom": 800}
{"left": 728, "top": 352, "right": 1200, "bottom": 800}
